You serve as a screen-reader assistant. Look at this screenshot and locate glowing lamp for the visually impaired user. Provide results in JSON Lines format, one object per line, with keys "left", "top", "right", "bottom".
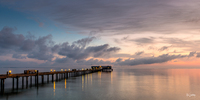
{"left": 9, "top": 70, "right": 11, "bottom": 74}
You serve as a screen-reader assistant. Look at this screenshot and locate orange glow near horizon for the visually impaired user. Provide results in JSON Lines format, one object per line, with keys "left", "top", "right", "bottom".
{"left": 168, "top": 58, "right": 200, "bottom": 67}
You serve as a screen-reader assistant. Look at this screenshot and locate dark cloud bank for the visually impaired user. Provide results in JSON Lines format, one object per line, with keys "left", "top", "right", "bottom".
{"left": 0, "top": 26, "right": 120, "bottom": 67}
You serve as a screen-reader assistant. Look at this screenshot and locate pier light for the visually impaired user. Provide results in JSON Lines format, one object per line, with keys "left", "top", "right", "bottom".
{"left": 50, "top": 69, "right": 52, "bottom": 72}
{"left": 54, "top": 70, "right": 56, "bottom": 72}
{"left": 68, "top": 69, "right": 70, "bottom": 71}
{"left": 82, "top": 68, "right": 84, "bottom": 70}
{"left": 9, "top": 70, "right": 12, "bottom": 74}
{"left": 65, "top": 69, "right": 67, "bottom": 71}
{"left": 61, "top": 69, "right": 63, "bottom": 71}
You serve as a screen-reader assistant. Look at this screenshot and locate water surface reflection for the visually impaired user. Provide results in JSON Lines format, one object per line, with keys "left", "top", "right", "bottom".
{"left": 0, "top": 68, "right": 200, "bottom": 100}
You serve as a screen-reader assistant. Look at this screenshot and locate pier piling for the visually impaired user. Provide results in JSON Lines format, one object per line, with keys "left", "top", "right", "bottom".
{"left": 52, "top": 74, "right": 54, "bottom": 82}
{"left": 16, "top": 77, "right": 19, "bottom": 90}
{"left": 30, "top": 76, "right": 32, "bottom": 87}
{"left": 1, "top": 79, "right": 5, "bottom": 93}
{"left": 22, "top": 77, "right": 24, "bottom": 89}
{"left": 26, "top": 76, "right": 28, "bottom": 88}
{"left": 47, "top": 75, "right": 49, "bottom": 83}
{"left": 41, "top": 75, "right": 44, "bottom": 84}
{"left": 56, "top": 74, "right": 58, "bottom": 81}
{"left": 12, "top": 78, "right": 14, "bottom": 90}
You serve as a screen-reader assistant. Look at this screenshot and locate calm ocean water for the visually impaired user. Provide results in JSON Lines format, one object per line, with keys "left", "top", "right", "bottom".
{"left": 0, "top": 68, "right": 200, "bottom": 100}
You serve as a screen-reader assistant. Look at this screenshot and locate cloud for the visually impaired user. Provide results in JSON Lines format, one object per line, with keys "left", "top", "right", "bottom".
{"left": 160, "top": 37, "right": 200, "bottom": 51}
{"left": 0, "top": 26, "right": 120, "bottom": 62}
{"left": 72, "top": 37, "right": 96, "bottom": 48}
{"left": 116, "top": 58, "right": 122, "bottom": 63}
{"left": 27, "top": 35, "right": 54, "bottom": 61}
{"left": 55, "top": 57, "right": 74, "bottom": 63}
{"left": 76, "top": 58, "right": 112, "bottom": 65}
{"left": 135, "top": 51, "right": 144, "bottom": 55}
{"left": 2, "top": 0, "right": 200, "bottom": 35}
{"left": 196, "top": 53, "right": 200, "bottom": 58}
{"left": 57, "top": 43, "right": 120, "bottom": 61}
{"left": 113, "top": 37, "right": 155, "bottom": 46}
{"left": 159, "top": 46, "right": 169, "bottom": 51}
{"left": 188, "top": 51, "right": 196, "bottom": 57}
{"left": 0, "top": 26, "right": 24, "bottom": 49}
{"left": 132, "top": 37, "right": 154, "bottom": 44}
{"left": 117, "top": 54, "right": 187, "bottom": 66}
{"left": 12, "top": 54, "right": 26, "bottom": 59}
{"left": 20, "top": 39, "right": 35, "bottom": 51}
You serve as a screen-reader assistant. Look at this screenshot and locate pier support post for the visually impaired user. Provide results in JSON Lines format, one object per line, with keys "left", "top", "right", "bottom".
{"left": 12, "top": 78, "right": 14, "bottom": 90}
{"left": 0, "top": 79, "right": 1, "bottom": 92}
{"left": 56, "top": 74, "right": 58, "bottom": 81}
{"left": 30, "top": 76, "right": 32, "bottom": 87}
{"left": 22, "top": 77, "right": 24, "bottom": 89}
{"left": 41, "top": 75, "right": 44, "bottom": 84}
{"left": 0, "top": 79, "right": 1, "bottom": 93}
{"left": 1, "top": 79, "right": 5, "bottom": 94}
{"left": 66, "top": 72, "right": 68, "bottom": 78}
{"left": 58, "top": 74, "right": 61, "bottom": 80}
{"left": 16, "top": 76, "right": 19, "bottom": 90}
{"left": 35, "top": 76, "right": 37, "bottom": 86}
{"left": 47, "top": 75, "right": 49, "bottom": 83}
{"left": 37, "top": 70, "right": 39, "bottom": 86}
{"left": 26, "top": 76, "right": 28, "bottom": 88}
{"left": 52, "top": 74, "right": 54, "bottom": 82}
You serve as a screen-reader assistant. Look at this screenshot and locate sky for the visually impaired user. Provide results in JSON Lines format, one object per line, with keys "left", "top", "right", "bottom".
{"left": 0, "top": 0, "right": 200, "bottom": 69}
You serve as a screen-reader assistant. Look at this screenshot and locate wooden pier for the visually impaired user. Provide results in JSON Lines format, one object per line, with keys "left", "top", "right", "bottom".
{"left": 0, "top": 68, "right": 102, "bottom": 94}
